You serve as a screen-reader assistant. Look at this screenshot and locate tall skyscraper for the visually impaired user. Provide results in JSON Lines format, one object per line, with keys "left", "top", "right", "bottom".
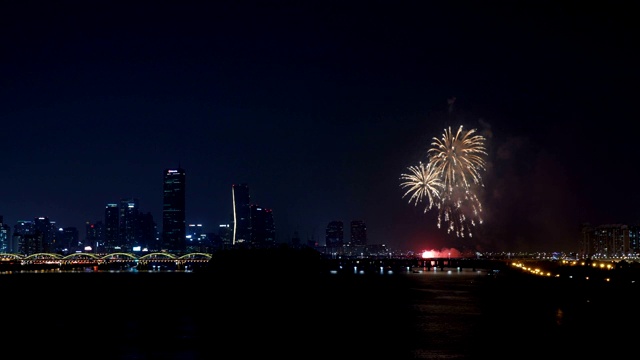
{"left": 13, "top": 220, "right": 35, "bottom": 255}
{"left": 119, "top": 198, "right": 140, "bottom": 251}
{"left": 104, "top": 203, "right": 119, "bottom": 252}
{"left": 34, "top": 216, "right": 55, "bottom": 252}
{"left": 137, "top": 212, "right": 158, "bottom": 251}
{"left": 162, "top": 168, "right": 186, "bottom": 252}
{"left": 218, "top": 223, "right": 232, "bottom": 249}
{"left": 350, "top": 220, "right": 367, "bottom": 246}
{"left": 232, "top": 183, "right": 250, "bottom": 245}
{"left": 0, "top": 216, "right": 10, "bottom": 253}
{"left": 62, "top": 227, "right": 80, "bottom": 251}
{"left": 326, "top": 220, "right": 344, "bottom": 248}
{"left": 249, "top": 204, "right": 275, "bottom": 247}
{"left": 86, "top": 220, "right": 104, "bottom": 252}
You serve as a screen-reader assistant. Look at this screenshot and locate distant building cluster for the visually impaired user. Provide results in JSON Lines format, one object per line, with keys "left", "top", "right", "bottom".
{"left": 318, "top": 219, "right": 386, "bottom": 258}
{"left": 231, "top": 183, "right": 275, "bottom": 249}
{"left": 580, "top": 223, "right": 640, "bottom": 260}
{"left": 0, "top": 169, "right": 277, "bottom": 256}
{"left": 0, "top": 169, "right": 390, "bottom": 258}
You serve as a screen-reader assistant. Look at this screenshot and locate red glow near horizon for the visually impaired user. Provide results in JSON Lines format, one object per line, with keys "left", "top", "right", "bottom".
{"left": 421, "top": 250, "right": 438, "bottom": 258}
{"left": 421, "top": 248, "right": 461, "bottom": 259}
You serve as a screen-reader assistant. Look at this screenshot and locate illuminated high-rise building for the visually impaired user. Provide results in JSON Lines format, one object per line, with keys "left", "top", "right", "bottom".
{"left": 13, "top": 220, "right": 35, "bottom": 255}
{"left": 218, "top": 223, "right": 232, "bottom": 248}
{"left": 232, "top": 183, "right": 251, "bottom": 245}
{"left": 34, "top": 216, "right": 55, "bottom": 252}
{"left": 186, "top": 223, "right": 208, "bottom": 252}
{"left": 629, "top": 225, "right": 640, "bottom": 255}
{"left": 350, "top": 220, "right": 367, "bottom": 246}
{"left": 249, "top": 204, "right": 275, "bottom": 247}
{"left": 138, "top": 212, "right": 158, "bottom": 251}
{"left": 119, "top": 198, "right": 140, "bottom": 251}
{"left": 326, "top": 221, "right": 344, "bottom": 248}
{"left": 62, "top": 227, "right": 80, "bottom": 252}
{"left": 86, "top": 220, "right": 104, "bottom": 252}
{"left": 162, "top": 168, "right": 186, "bottom": 252}
{"left": 0, "top": 216, "right": 10, "bottom": 253}
{"left": 104, "top": 203, "right": 119, "bottom": 252}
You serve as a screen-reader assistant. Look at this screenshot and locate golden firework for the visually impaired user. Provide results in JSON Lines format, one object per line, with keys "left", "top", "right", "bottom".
{"left": 400, "top": 124, "right": 487, "bottom": 238}
{"left": 400, "top": 161, "right": 443, "bottom": 213}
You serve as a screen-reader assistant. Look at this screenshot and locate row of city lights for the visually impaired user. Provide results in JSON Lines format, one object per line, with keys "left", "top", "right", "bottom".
{"left": 512, "top": 260, "right": 619, "bottom": 281}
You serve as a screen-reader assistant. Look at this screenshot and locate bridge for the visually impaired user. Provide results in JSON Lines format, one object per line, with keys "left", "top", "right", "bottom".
{"left": 322, "top": 256, "right": 510, "bottom": 274}
{"left": 0, "top": 252, "right": 212, "bottom": 271}
{"left": 1, "top": 251, "right": 511, "bottom": 274}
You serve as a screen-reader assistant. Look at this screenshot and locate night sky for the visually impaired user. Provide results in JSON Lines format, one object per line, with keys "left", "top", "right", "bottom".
{"left": 1, "top": 1, "right": 637, "bottom": 253}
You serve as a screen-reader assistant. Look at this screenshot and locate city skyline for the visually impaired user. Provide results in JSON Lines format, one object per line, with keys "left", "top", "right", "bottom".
{"left": 0, "top": 174, "right": 375, "bottom": 252}
{"left": 2, "top": 1, "right": 637, "bottom": 253}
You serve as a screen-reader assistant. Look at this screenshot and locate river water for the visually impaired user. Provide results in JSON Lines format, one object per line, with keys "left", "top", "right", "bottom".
{"left": 2, "top": 266, "right": 638, "bottom": 359}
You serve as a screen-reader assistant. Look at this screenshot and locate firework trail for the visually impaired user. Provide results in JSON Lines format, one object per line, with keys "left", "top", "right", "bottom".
{"left": 400, "top": 161, "right": 443, "bottom": 213}
{"left": 401, "top": 124, "right": 487, "bottom": 238}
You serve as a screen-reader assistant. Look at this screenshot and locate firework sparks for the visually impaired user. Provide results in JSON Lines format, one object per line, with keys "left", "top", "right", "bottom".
{"left": 428, "top": 125, "right": 487, "bottom": 191}
{"left": 400, "top": 124, "right": 487, "bottom": 238}
{"left": 428, "top": 125, "right": 487, "bottom": 237}
{"left": 400, "top": 161, "right": 443, "bottom": 213}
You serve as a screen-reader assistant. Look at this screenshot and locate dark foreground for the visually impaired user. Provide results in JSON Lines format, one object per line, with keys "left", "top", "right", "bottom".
{"left": 2, "top": 266, "right": 639, "bottom": 359}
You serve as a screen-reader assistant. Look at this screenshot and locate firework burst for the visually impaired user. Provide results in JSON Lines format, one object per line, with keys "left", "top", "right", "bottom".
{"left": 428, "top": 125, "right": 487, "bottom": 192}
{"left": 401, "top": 124, "right": 487, "bottom": 238}
{"left": 400, "top": 161, "right": 443, "bottom": 213}
{"left": 428, "top": 125, "right": 487, "bottom": 237}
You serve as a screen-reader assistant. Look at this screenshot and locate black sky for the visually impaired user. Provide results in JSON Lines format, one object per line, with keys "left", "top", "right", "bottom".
{"left": 1, "top": 0, "right": 638, "bottom": 253}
